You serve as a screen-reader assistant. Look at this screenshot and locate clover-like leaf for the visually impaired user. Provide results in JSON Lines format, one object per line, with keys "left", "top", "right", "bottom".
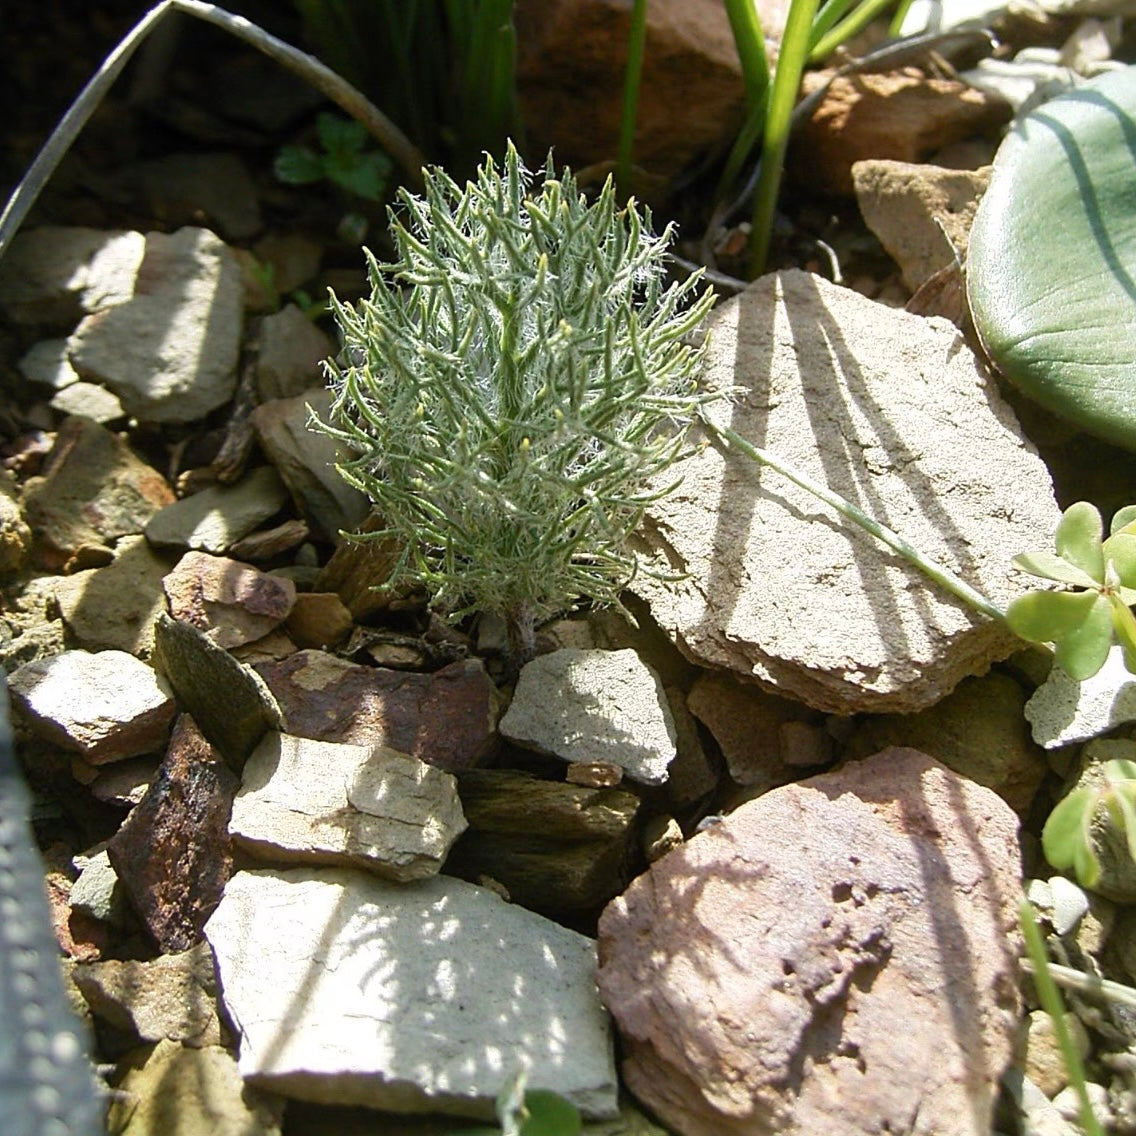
{"left": 1042, "top": 785, "right": 1102, "bottom": 889}
{"left": 1102, "top": 530, "right": 1136, "bottom": 589}
{"left": 274, "top": 144, "right": 325, "bottom": 186}
{"left": 1055, "top": 500, "right": 1105, "bottom": 579}
{"left": 1012, "top": 550, "right": 1099, "bottom": 589}
{"left": 1111, "top": 505, "right": 1136, "bottom": 536}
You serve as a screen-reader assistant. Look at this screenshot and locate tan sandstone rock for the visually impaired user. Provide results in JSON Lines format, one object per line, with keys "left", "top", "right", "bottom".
{"left": 630, "top": 270, "right": 1060, "bottom": 714}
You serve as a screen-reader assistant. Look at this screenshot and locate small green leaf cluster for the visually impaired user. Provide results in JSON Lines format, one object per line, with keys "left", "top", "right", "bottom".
{"left": 1007, "top": 501, "right": 1136, "bottom": 680}
{"left": 275, "top": 111, "right": 392, "bottom": 202}
{"left": 319, "top": 142, "right": 717, "bottom": 660}
{"left": 459, "top": 1067, "right": 581, "bottom": 1136}
{"left": 1043, "top": 759, "right": 1136, "bottom": 890}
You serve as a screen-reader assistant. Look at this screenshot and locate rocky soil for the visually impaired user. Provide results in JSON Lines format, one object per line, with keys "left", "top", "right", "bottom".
{"left": 3, "top": 2, "right": 1136, "bottom": 1135}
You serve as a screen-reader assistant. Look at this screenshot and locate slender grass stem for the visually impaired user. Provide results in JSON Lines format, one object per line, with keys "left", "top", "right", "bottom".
{"left": 616, "top": 0, "right": 649, "bottom": 195}
{"left": 703, "top": 417, "right": 1007, "bottom": 622}
{"left": 747, "top": 0, "right": 821, "bottom": 277}
{"left": 1019, "top": 902, "right": 1105, "bottom": 1136}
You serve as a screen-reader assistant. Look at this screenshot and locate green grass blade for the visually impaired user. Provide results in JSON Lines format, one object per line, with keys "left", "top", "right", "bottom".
{"left": 617, "top": 0, "right": 649, "bottom": 194}
{"left": 809, "top": 0, "right": 898, "bottom": 62}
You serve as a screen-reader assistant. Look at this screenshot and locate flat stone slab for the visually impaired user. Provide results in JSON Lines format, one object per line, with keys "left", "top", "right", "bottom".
{"left": 499, "top": 648, "right": 677, "bottom": 785}
{"left": 1024, "top": 645, "right": 1136, "bottom": 749}
{"left": 230, "top": 732, "right": 467, "bottom": 880}
{"left": 206, "top": 867, "right": 618, "bottom": 1120}
{"left": 631, "top": 269, "right": 1061, "bottom": 714}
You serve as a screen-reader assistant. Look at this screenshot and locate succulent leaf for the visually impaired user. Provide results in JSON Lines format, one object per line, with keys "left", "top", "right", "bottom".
{"left": 1054, "top": 501, "right": 1105, "bottom": 580}
{"left": 1012, "top": 550, "right": 1099, "bottom": 588}
{"left": 1042, "top": 786, "right": 1102, "bottom": 889}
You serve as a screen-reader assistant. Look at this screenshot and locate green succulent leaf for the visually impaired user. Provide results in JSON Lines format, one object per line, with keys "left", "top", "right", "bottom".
{"left": 1042, "top": 786, "right": 1102, "bottom": 889}
{"left": 1111, "top": 505, "right": 1136, "bottom": 536}
{"left": 1102, "top": 531, "right": 1136, "bottom": 589}
{"left": 1006, "top": 586, "right": 1103, "bottom": 642}
{"left": 1054, "top": 592, "right": 1117, "bottom": 680}
{"left": 1012, "top": 550, "right": 1099, "bottom": 588}
{"left": 274, "top": 144, "right": 326, "bottom": 185}
{"left": 1055, "top": 501, "right": 1105, "bottom": 579}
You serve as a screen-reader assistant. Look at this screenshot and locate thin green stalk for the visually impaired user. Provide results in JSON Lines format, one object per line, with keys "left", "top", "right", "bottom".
{"left": 747, "top": 0, "right": 820, "bottom": 277}
{"left": 889, "top": 0, "right": 916, "bottom": 35}
{"left": 1019, "top": 901, "right": 1105, "bottom": 1136}
{"left": 616, "top": 0, "right": 649, "bottom": 195}
{"left": 704, "top": 417, "right": 1007, "bottom": 622}
{"left": 809, "top": 0, "right": 899, "bottom": 62}
{"left": 723, "top": 0, "right": 770, "bottom": 100}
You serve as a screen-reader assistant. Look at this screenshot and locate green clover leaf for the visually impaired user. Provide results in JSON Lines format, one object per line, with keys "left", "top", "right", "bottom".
{"left": 1007, "top": 501, "right": 1136, "bottom": 680}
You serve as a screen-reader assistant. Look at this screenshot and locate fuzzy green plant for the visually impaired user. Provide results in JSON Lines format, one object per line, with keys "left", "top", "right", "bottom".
{"left": 1007, "top": 501, "right": 1136, "bottom": 681}
{"left": 318, "top": 142, "right": 717, "bottom": 663}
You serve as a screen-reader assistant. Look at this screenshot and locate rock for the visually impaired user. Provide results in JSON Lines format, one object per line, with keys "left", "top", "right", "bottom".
{"left": 137, "top": 153, "right": 262, "bottom": 241}
{"left": 206, "top": 866, "right": 618, "bottom": 1118}
{"left": 106, "top": 1039, "right": 284, "bottom": 1136}
{"left": 50, "top": 381, "right": 125, "bottom": 423}
{"left": 0, "top": 470, "right": 31, "bottom": 576}
{"left": 500, "top": 648, "right": 676, "bottom": 785}
{"left": 251, "top": 389, "right": 370, "bottom": 542}
{"left": 662, "top": 682, "right": 720, "bottom": 810}
{"left": 284, "top": 591, "right": 354, "bottom": 650}
{"left": 792, "top": 69, "right": 1010, "bottom": 197}
{"left": 843, "top": 670, "right": 1047, "bottom": 812}
{"left": 18, "top": 338, "right": 81, "bottom": 388}
{"left": 69, "top": 848, "right": 128, "bottom": 926}
{"left": 515, "top": 0, "right": 752, "bottom": 195}
{"left": 230, "top": 732, "right": 467, "bottom": 881}
{"left": 145, "top": 464, "right": 289, "bottom": 554}
{"left": 852, "top": 160, "right": 991, "bottom": 292}
{"left": 313, "top": 522, "right": 404, "bottom": 620}
{"left": 631, "top": 270, "right": 1061, "bottom": 714}
{"left": 596, "top": 748, "right": 1022, "bottom": 1136}
{"left": 1001, "top": 1069, "right": 1081, "bottom": 1136}
{"left": 53, "top": 534, "right": 172, "bottom": 657}
{"left": 108, "top": 714, "right": 239, "bottom": 952}
{"left": 256, "top": 650, "right": 499, "bottom": 772}
{"left": 22, "top": 415, "right": 175, "bottom": 570}
{"left": 9, "top": 649, "right": 175, "bottom": 763}
{"left": 68, "top": 227, "right": 243, "bottom": 423}
{"left": 163, "top": 551, "right": 297, "bottom": 649}
{"left": 255, "top": 304, "right": 334, "bottom": 401}
{"left": 1024, "top": 1009, "right": 1089, "bottom": 1098}
{"left": 686, "top": 670, "right": 825, "bottom": 790}
{"left": 151, "top": 613, "right": 284, "bottom": 773}
{"left": 251, "top": 231, "right": 323, "bottom": 295}
{"left": 1024, "top": 645, "right": 1136, "bottom": 748}
{"left": 72, "top": 942, "right": 226, "bottom": 1049}
{"left": 447, "top": 768, "right": 640, "bottom": 916}
{"left": 228, "top": 519, "right": 311, "bottom": 563}
{"left": 87, "top": 754, "right": 159, "bottom": 808}
{"left": 0, "top": 226, "right": 144, "bottom": 324}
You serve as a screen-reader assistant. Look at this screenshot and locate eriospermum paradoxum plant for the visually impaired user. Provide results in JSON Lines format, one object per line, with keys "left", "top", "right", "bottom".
{"left": 318, "top": 142, "right": 717, "bottom": 663}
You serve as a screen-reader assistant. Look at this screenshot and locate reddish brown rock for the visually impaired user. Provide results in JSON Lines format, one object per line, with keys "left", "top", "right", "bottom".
{"left": 256, "top": 650, "right": 500, "bottom": 771}
{"left": 792, "top": 69, "right": 1010, "bottom": 196}
{"left": 515, "top": 0, "right": 757, "bottom": 195}
{"left": 163, "top": 551, "right": 296, "bottom": 649}
{"left": 686, "top": 670, "right": 824, "bottom": 790}
{"left": 596, "top": 748, "right": 1022, "bottom": 1136}
{"left": 22, "top": 416, "right": 175, "bottom": 570}
{"left": 107, "top": 715, "right": 239, "bottom": 952}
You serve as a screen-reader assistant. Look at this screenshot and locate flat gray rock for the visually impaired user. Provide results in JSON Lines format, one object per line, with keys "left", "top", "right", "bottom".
{"left": 145, "top": 465, "right": 288, "bottom": 554}
{"left": 68, "top": 226, "right": 242, "bottom": 423}
{"left": 500, "top": 648, "right": 677, "bottom": 785}
{"left": 1024, "top": 645, "right": 1136, "bottom": 748}
{"left": 631, "top": 270, "right": 1061, "bottom": 714}
{"left": 206, "top": 866, "right": 618, "bottom": 1119}
{"left": 230, "top": 732, "right": 467, "bottom": 880}
{"left": 9, "top": 649, "right": 174, "bottom": 763}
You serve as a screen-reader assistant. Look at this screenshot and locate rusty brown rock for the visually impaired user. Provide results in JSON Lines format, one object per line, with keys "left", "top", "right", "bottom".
{"left": 162, "top": 550, "right": 297, "bottom": 649}
{"left": 22, "top": 416, "right": 175, "bottom": 570}
{"left": 792, "top": 69, "right": 1010, "bottom": 197}
{"left": 255, "top": 650, "right": 500, "bottom": 771}
{"left": 596, "top": 748, "right": 1022, "bottom": 1136}
{"left": 107, "top": 715, "right": 239, "bottom": 952}
{"left": 515, "top": 0, "right": 756, "bottom": 195}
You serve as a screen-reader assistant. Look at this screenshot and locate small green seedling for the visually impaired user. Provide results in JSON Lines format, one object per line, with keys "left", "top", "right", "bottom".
{"left": 1006, "top": 501, "right": 1136, "bottom": 680}
{"left": 1042, "top": 759, "right": 1136, "bottom": 891}
{"left": 276, "top": 110, "right": 393, "bottom": 202}
{"left": 457, "top": 1067, "right": 581, "bottom": 1136}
